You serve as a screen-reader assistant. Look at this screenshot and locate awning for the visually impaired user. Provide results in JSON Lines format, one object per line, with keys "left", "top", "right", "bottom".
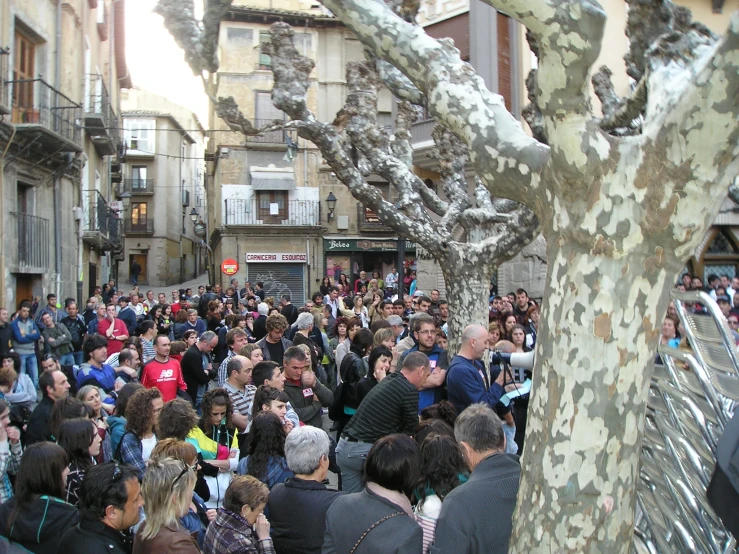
{"left": 250, "top": 171, "right": 296, "bottom": 190}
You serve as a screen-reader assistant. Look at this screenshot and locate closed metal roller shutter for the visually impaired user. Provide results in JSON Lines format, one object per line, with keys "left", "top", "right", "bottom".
{"left": 247, "top": 263, "right": 306, "bottom": 305}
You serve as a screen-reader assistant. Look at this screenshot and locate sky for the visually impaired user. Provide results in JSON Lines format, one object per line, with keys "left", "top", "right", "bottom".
{"left": 125, "top": 0, "right": 208, "bottom": 123}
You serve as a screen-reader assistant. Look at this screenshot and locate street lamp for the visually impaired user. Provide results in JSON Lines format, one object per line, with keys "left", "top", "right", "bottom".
{"left": 188, "top": 207, "right": 214, "bottom": 285}
{"left": 326, "top": 192, "right": 337, "bottom": 222}
{"left": 120, "top": 191, "right": 131, "bottom": 213}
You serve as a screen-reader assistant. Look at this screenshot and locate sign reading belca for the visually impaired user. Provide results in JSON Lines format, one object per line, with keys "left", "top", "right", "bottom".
{"left": 221, "top": 259, "right": 239, "bottom": 275}
{"left": 246, "top": 253, "right": 308, "bottom": 263}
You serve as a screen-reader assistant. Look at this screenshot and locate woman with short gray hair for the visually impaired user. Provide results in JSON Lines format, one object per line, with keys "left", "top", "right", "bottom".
{"left": 267, "top": 426, "right": 341, "bottom": 554}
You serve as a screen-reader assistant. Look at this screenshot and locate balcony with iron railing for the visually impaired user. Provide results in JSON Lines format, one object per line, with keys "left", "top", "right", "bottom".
{"left": 0, "top": 48, "right": 9, "bottom": 115}
{"left": 245, "top": 119, "right": 296, "bottom": 145}
{"left": 411, "top": 118, "right": 438, "bottom": 170}
{"left": 357, "top": 203, "right": 394, "bottom": 233}
{"left": 224, "top": 199, "right": 320, "bottom": 227}
{"left": 12, "top": 212, "right": 50, "bottom": 272}
{"left": 123, "top": 218, "right": 154, "bottom": 234}
{"left": 81, "top": 190, "right": 121, "bottom": 251}
{"left": 9, "top": 78, "right": 82, "bottom": 152}
{"left": 119, "top": 179, "right": 154, "bottom": 195}
{"left": 84, "top": 74, "right": 120, "bottom": 156}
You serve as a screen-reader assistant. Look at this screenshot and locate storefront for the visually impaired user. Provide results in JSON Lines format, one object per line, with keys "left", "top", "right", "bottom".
{"left": 245, "top": 252, "right": 308, "bottom": 304}
{"left": 323, "top": 238, "right": 416, "bottom": 284}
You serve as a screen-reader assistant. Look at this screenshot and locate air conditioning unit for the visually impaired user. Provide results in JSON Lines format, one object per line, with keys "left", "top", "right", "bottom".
{"left": 182, "top": 190, "right": 190, "bottom": 207}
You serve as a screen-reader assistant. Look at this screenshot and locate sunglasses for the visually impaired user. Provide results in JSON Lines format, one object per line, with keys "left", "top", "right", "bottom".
{"left": 171, "top": 461, "right": 197, "bottom": 491}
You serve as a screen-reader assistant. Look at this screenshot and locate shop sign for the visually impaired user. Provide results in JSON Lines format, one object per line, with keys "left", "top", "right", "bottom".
{"left": 245, "top": 253, "right": 308, "bottom": 263}
{"left": 221, "top": 258, "right": 239, "bottom": 275}
{"left": 324, "top": 239, "right": 416, "bottom": 252}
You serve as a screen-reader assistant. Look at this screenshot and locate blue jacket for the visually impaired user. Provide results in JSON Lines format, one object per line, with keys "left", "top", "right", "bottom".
{"left": 10, "top": 317, "right": 40, "bottom": 345}
{"left": 76, "top": 362, "right": 117, "bottom": 393}
{"left": 400, "top": 343, "right": 449, "bottom": 411}
{"left": 446, "top": 354, "right": 505, "bottom": 415}
{"left": 117, "top": 306, "right": 138, "bottom": 336}
{"left": 183, "top": 319, "right": 207, "bottom": 335}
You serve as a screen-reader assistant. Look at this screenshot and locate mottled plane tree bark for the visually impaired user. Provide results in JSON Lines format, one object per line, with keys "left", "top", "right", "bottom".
{"left": 155, "top": 1, "right": 540, "bottom": 352}
{"left": 156, "top": 0, "right": 739, "bottom": 550}
{"left": 317, "top": 0, "right": 739, "bottom": 552}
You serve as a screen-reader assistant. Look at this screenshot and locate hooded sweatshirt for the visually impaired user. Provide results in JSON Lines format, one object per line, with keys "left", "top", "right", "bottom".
{"left": 0, "top": 495, "right": 79, "bottom": 554}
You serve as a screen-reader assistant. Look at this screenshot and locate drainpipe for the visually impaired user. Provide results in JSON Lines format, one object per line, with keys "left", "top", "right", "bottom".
{"left": 53, "top": 0, "right": 63, "bottom": 300}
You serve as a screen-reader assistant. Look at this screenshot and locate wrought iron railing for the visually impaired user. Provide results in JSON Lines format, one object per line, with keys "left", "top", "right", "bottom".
{"left": 9, "top": 78, "right": 82, "bottom": 145}
{"left": 224, "top": 199, "right": 320, "bottom": 226}
{"left": 82, "top": 190, "right": 122, "bottom": 239}
{"left": 86, "top": 74, "right": 120, "bottom": 145}
{"left": 109, "top": 217, "right": 122, "bottom": 247}
{"left": 123, "top": 218, "right": 154, "bottom": 234}
{"left": 0, "top": 48, "right": 9, "bottom": 113}
{"left": 121, "top": 179, "right": 154, "bottom": 194}
{"left": 411, "top": 118, "right": 435, "bottom": 146}
{"left": 246, "top": 118, "right": 295, "bottom": 144}
{"left": 13, "top": 212, "right": 50, "bottom": 269}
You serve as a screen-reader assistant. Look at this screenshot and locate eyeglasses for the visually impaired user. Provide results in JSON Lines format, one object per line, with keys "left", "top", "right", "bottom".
{"left": 171, "top": 461, "right": 197, "bottom": 491}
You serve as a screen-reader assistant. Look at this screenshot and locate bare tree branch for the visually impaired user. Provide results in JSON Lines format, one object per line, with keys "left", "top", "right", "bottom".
{"left": 375, "top": 59, "right": 425, "bottom": 106}
{"left": 320, "top": 0, "right": 549, "bottom": 206}
{"left": 429, "top": 125, "right": 471, "bottom": 234}
{"left": 591, "top": 67, "right": 646, "bottom": 134}
{"left": 266, "top": 23, "right": 446, "bottom": 251}
{"left": 154, "top": 0, "right": 234, "bottom": 75}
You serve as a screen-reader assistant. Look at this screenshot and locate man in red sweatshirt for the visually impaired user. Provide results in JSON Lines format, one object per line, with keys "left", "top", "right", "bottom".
{"left": 140, "top": 335, "right": 187, "bottom": 402}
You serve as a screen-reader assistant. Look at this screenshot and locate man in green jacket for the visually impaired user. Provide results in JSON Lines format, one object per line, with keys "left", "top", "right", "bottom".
{"left": 40, "top": 312, "right": 75, "bottom": 366}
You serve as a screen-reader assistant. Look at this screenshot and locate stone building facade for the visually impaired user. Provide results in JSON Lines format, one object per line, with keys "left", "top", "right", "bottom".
{"left": 118, "top": 89, "right": 206, "bottom": 287}
{"left": 0, "top": 0, "right": 130, "bottom": 309}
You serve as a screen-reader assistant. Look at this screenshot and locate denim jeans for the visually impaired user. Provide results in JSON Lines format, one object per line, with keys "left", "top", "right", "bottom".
{"left": 19, "top": 353, "right": 39, "bottom": 388}
{"left": 59, "top": 352, "right": 76, "bottom": 367}
{"left": 72, "top": 351, "right": 84, "bottom": 365}
{"left": 503, "top": 422, "right": 518, "bottom": 455}
{"left": 195, "top": 384, "right": 205, "bottom": 415}
{"left": 336, "top": 437, "right": 372, "bottom": 494}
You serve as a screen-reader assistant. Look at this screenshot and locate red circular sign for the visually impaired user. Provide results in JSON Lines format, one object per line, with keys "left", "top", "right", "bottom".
{"left": 221, "top": 258, "right": 239, "bottom": 275}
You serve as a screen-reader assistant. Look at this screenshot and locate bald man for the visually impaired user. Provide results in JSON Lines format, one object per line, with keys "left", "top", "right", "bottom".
{"left": 224, "top": 355, "right": 255, "bottom": 432}
{"left": 446, "top": 325, "right": 508, "bottom": 414}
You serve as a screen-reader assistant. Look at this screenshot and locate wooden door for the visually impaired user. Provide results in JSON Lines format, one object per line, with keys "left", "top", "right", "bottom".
{"left": 130, "top": 254, "right": 147, "bottom": 285}
{"left": 15, "top": 275, "right": 33, "bottom": 310}
{"left": 13, "top": 30, "right": 36, "bottom": 123}
{"left": 88, "top": 263, "right": 98, "bottom": 297}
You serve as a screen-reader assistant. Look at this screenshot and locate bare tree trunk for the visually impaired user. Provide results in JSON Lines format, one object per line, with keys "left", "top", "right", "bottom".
{"left": 439, "top": 252, "right": 492, "bottom": 354}
{"left": 510, "top": 235, "right": 683, "bottom": 553}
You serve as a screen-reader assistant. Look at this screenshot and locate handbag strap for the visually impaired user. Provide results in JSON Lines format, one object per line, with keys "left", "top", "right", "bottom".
{"left": 349, "top": 511, "right": 405, "bottom": 554}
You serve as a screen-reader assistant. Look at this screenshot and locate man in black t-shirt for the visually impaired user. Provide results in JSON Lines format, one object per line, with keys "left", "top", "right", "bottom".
{"left": 280, "top": 294, "right": 299, "bottom": 325}
{"left": 256, "top": 313, "right": 292, "bottom": 366}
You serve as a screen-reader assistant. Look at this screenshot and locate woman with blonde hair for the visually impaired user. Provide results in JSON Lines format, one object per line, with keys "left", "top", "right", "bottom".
{"left": 151, "top": 439, "right": 215, "bottom": 548}
{"left": 77, "top": 384, "right": 111, "bottom": 463}
{"left": 133, "top": 457, "right": 200, "bottom": 554}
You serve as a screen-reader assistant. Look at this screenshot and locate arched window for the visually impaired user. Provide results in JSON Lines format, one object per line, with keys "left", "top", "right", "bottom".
{"left": 701, "top": 229, "right": 739, "bottom": 281}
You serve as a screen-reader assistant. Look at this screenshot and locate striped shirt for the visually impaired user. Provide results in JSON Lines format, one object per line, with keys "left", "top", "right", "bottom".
{"left": 342, "top": 371, "right": 419, "bottom": 442}
{"left": 141, "top": 338, "right": 156, "bottom": 364}
{"left": 224, "top": 381, "right": 257, "bottom": 420}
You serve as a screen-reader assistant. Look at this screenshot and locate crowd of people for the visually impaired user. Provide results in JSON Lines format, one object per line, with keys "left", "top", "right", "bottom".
{"left": 0, "top": 268, "right": 604, "bottom": 554}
